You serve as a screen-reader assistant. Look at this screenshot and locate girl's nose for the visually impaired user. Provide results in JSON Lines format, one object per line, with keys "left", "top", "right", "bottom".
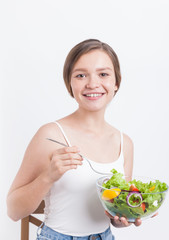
{"left": 85, "top": 75, "right": 100, "bottom": 89}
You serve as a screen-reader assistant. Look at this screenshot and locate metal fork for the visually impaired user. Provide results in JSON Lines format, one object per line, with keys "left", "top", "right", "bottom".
{"left": 46, "top": 138, "right": 112, "bottom": 175}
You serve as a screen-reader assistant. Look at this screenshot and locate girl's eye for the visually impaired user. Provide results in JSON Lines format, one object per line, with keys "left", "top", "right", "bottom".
{"left": 76, "top": 74, "right": 86, "bottom": 78}
{"left": 100, "top": 73, "right": 108, "bottom": 77}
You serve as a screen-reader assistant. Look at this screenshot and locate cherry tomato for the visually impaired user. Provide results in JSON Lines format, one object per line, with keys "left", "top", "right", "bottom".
{"left": 129, "top": 184, "right": 140, "bottom": 192}
{"left": 141, "top": 202, "right": 146, "bottom": 212}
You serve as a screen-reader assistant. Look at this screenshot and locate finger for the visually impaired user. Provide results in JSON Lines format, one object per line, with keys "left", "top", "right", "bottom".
{"left": 113, "top": 216, "right": 124, "bottom": 227}
{"left": 113, "top": 215, "right": 120, "bottom": 223}
{"left": 114, "top": 216, "right": 119, "bottom": 221}
{"left": 64, "top": 146, "right": 81, "bottom": 153}
{"left": 61, "top": 153, "right": 83, "bottom": 161}
{"left": 63, "top": 159, "right": 83, "bottom": 166}
{"left": 59, "top": 164, "right": 78, "bottom": 175}
{"left": 105, "top": 211, "right": 119, "bottom": 223}
{"left": 120, "top": 217, "right": 131, "bottom": 227}
{"left": 105, "top": 211, "right": 120, "bottom": 223}
{"left": 105, "top": 211, "right": 131, "bottom": 228}
{"left": 134, "top": 218, "right": 142, "bottom": 226}
{"left": 54, "top": 146, "right": 80, "bottom": 155}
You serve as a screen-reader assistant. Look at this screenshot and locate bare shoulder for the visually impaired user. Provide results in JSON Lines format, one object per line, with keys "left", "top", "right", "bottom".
{"left": 9, "top": 122, "right": 63, "bottom": 188}
{"left": 30, "top": 121, "right": 64, "bottom": 147}
{"left": 34, "top": 122, "right": 61, "bottom": 139}
{"left": 23, "top": 122, "right": 66, "bottom": 164}
{"left": 123, "top": 133, "right": 134, "bottom": 151}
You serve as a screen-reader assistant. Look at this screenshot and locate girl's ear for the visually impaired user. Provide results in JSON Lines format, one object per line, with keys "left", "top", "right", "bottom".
{"left": 114, "top": 85, "right": 118, "bottom": 91}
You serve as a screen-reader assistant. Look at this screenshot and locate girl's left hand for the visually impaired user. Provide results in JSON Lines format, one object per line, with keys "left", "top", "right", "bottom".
{"left": 105, "top": 211, "right": 142, "bottom": 228}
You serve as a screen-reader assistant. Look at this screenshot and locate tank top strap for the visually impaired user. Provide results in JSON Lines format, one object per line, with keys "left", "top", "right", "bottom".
{"left": 119, "top": 131, "right": 124, "bottom": 159}
{"left": 120, "top": 131, "right": 123, "bottom": 151}
{"left": 54, "top": 121, "right": 72, "bottom": 147}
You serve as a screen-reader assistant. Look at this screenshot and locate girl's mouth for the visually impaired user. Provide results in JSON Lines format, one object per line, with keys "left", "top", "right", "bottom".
{"left": 83, "top": 93, "right": 105, "bottom": 100}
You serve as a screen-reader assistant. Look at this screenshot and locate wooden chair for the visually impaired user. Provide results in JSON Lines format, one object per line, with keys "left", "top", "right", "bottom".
{"left": 21, "top": 200, "right": 45, "bottom": 240}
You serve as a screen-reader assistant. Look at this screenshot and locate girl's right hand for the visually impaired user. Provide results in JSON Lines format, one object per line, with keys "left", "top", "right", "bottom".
{"left": 47, "top": 146, "right": 83, "bottom": 183}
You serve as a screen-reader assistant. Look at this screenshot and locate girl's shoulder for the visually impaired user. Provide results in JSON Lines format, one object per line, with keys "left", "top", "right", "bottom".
{"left": 36, "top": 121, "right": 63, "bottom": 138}
{"left": 28, "top": 121, "right": 66, "bottom": 154}
{"left": 107, "top": 123, "right": 133, "bottom": 147}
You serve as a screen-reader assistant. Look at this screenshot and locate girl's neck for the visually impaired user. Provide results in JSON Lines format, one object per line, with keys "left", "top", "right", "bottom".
{"left": 63, "top": 108, "right": 108, "bottom": 134}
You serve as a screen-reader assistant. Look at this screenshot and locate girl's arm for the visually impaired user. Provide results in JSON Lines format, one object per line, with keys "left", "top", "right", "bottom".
{"left": 6, "top": 124, "right": 55, "bottom": 221}
{"left": 6, "top": 123, "right": 82, "bottom": 221}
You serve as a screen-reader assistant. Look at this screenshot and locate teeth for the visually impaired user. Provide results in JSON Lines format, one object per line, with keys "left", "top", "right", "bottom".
{"left": 85, "top": 93, "right": 102, "bottom": 97}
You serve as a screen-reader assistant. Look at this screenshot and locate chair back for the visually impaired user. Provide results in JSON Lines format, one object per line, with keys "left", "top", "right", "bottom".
{"left": 21, "top": 200, "right": 45, "bottom": 240}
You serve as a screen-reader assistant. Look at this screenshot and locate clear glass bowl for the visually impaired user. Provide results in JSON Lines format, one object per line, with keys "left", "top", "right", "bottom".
{"left": 96, "top": 175, "right": 168, "bottom": 222}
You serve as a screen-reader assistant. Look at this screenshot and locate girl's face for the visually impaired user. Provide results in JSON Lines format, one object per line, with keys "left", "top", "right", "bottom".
{"left": 70, "top": 50, "right": 118, "bottom": 112}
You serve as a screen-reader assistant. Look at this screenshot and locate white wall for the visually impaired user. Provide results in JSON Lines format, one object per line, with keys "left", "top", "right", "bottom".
{"left": 1, "top": 0, "right": 169, "bottom": 239}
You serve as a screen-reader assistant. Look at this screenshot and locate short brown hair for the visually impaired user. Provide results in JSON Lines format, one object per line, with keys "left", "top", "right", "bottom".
{"left": 63, "top": 39, "right": 121, "bottom": 97}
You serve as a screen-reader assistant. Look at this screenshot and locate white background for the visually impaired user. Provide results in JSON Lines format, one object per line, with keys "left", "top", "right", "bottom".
{"left": 1, "top": 0, "right": 169, "bottom": 239}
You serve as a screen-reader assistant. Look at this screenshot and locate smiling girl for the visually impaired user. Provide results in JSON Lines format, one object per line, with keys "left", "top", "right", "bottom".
{"left": 7, "top": 39, "right": 141, "bottom": 240}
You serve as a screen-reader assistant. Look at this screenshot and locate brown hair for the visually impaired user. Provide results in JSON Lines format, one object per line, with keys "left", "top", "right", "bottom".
{"left": 63, "top": 39, "right": 121, "bottom": 97}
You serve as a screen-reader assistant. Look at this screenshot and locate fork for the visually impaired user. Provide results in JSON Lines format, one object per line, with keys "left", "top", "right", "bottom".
{"left": 46, "top": 138, "right": 112, "bottom": 175}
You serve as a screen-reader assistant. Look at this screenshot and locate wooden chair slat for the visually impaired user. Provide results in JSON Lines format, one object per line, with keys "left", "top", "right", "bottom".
{"left": 33, "top": 200, "right": 45, "bottom": 214}
{"left": 21, "top": 216, "right": 29, "bottom": 240}
{"left": 21, "top": 200, "right": 45, "bottom": 240}
{"left": 29, "top": 215, "right": 43, "bottom": 227}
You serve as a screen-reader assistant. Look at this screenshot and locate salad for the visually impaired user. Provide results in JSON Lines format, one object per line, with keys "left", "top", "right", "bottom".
{"left": 101, "top": 169, "right": 168, "bottom": 221}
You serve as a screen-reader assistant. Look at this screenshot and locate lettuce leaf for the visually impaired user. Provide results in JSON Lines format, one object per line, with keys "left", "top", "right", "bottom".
{"left": 102, "top": 169, "right": 168, "bottom": 220}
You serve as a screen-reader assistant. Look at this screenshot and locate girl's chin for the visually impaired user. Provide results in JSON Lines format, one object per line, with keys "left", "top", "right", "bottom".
{"left": 78, "top": 104, "right": 107, "bottom": 112}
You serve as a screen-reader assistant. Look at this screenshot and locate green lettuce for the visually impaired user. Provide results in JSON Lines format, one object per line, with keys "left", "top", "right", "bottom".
{"left": 102, "top": 169, "right": 168, "bottom": 221}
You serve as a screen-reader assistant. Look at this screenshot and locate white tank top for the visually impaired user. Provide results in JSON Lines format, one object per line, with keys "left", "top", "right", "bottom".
{"left": 44, "top": 122, "right": 125, "bottom": 236}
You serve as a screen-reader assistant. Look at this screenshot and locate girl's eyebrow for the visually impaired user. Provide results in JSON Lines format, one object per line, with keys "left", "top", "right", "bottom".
{"left": 72, "top": 68, "right": 87, "bottom": 73}
{"left": 96, "top": 67, "right": 113, "bottom": 72}
{"left": 72, "top": 67, "right": 113, "bottom": 74}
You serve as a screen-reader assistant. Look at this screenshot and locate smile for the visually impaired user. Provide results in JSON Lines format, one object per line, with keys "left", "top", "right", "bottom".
{"left": 84, "top": 93, "right": 103, "bottom": 97}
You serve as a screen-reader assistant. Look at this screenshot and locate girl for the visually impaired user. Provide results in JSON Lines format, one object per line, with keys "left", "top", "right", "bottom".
{"left": 7, "top": 39, "right": 141, "bottom": 240}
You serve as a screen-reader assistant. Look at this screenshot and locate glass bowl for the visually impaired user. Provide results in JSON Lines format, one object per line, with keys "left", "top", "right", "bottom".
{"left": 96, "top": 175, "right": 168, "bottom": 222}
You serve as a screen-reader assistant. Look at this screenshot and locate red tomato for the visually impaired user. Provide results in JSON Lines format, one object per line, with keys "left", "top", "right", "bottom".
{"left": 129, "top": 184, "right": 139, "bottom": 192}
{"left": 141, "top": 202, "right": 146, "bottom": 212}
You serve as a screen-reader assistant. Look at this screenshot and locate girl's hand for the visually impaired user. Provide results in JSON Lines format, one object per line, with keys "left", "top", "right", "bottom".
{"left": 47, "top": 146, "right": 83, "bottom": 183}
{"left": 105, "top": 211, "right": 142, "bottom": 228}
